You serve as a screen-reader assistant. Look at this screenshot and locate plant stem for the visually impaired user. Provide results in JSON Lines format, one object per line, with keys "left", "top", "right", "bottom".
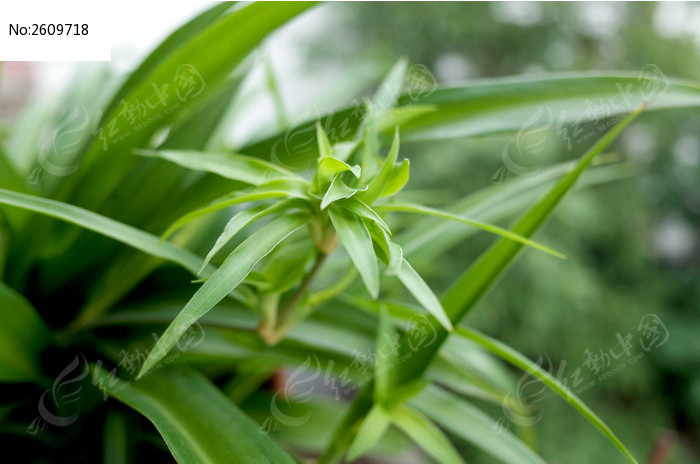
{"left": 276, "top": 251, "right": 327, "bottom": 325}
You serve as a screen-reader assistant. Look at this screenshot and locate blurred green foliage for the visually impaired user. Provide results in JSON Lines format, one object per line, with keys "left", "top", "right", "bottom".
{"left": 318, "top": 2, "right": 700, "bottom": 463}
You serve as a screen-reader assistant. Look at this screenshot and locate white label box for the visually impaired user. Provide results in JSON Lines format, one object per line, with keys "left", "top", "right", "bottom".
{"left": 0, "top": 0, "right": 110, "bottom": 61}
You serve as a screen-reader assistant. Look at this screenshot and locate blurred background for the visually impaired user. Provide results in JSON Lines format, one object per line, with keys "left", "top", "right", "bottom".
{"left": 1, "top": 2, "right": 698, "bottom": 463}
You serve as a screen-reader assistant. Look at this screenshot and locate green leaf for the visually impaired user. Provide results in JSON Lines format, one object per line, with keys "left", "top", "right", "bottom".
{"left": 347, "top": 405, "right": 391, "bottom": 461}
{"left": 161, "top": 178, "right": 309, "bottom": 240}
{"left": 360, "top": 223, "right": 454, "bottom": 332}
{"left": 360, "top": 103, "right": 379, "bottom": 183}
{"left": 399, "top": 156, "right": 628, "bottom": 263}
{"left": 255, "top": 239, "right": 313, "bottom": 294}
{"left": 457, "top": 326, "right": 639, "bottom": 464}
{"left": 338, "top": 196, "right": 390, "bottom": 234}
{"left": 103, "top": 410, "right": 129, "bottom": 464}
{"left": 138, "top": 214, "right": 307, "bottom": 377}
{"left": 314, "top": 155, "right": 361, "bottom": 194}
{"left": 101, "top": 2, "right": 235, "bottom": 120}
{"left": 67, "top": 2, "right": 317, "bottom": 213}
{"left": 319, "top": 106, "right": 645, "bottom": 464}
{"left": 411, "top": 385, "right": 547, "bottom": 464}
{"left": 243, "top": 74, "right": 700, "bottom": 169}
{"left": 199, "top": 199, "right": 302, "bottom": 274}
{"left": 93, "top": 365, "right": 296, "bottom": 464}
{"left": 373, "top": 58, "right": 409, "bottom": 112}
{"left": 320, "top": 176, "right": 360, "bottom": 210}
{"left": 377, "top": 202, "right": 566, "bottom": 259}
{"left": 359, "top": 128, "right": 400, "bottom": 205}
{"left": 328, "top": 205, "right": 379, "bottom": 298}
{"left": 397, "top": 75, "right": 696, "bottom": 142}
{"left": 161, "top": 76, "right": 243, "bottom": 150}
{"left": 0, "top": 282, "right": 49, "bottom": 382}
{"left": 135, "top": 149, "right": 300, "bottom": 185}
{"left": 0, "top": 147, "right": 37, "bottom": 230}
{"left": 388, "top": 404, "right": 465, "bottom": 464}
{"left": 363, "top": 219, "right": 402, "bottom": 274}
{"left": 395, "top": 258, "right": 453, "bottom": 332}
{"left": 399, "top": 105, "right": 647, "bottom": 384}
{"left": 0, "top": 189, "right": 207, "bottom": 276}
{"left": 374, "top": 306, "right": 398, "bottom": 405}
{"left": 381, "top": 159, "right": 410, "bottom": 198}
{"left": 316, "top": 122, "right": 334, "bottom": 158}
{"left": 264, "top": 54, "right": 289, "bottom": 131}
{"left": 441, "top": 105, "right": 646, "bottom": 325}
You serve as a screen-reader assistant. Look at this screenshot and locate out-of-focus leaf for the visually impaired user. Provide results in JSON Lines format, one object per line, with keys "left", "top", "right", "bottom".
{"left": 102, "top": 2, "right": 235, "bottom": 119}
{"left": 93, "top": 365, "right": 296, "bottom": 464}
{"left": 161, "top": 76, "right": 243, "bottom": 150}
{"left": 0, "top": 147, "right": 36, "bottom": 230}
{"left": 374, "top": 306, "right": 398, "bottom": 405}
{"left": 66, "top": 2, "right": 317, "bottom": 213}
{"left": 138, "top": 214, "right": 307, "bottom": 377}
{"left": 0, "top": 282, "right": 49, "bottom": 382}
{"left": 244, "top": 74, "right": 700, "bottom": 167}
{"left": 135, "top": 149, "right": 300, "bottom": 185}
{"left": 103, "top": 410, "right": 129, "bottom": 464}
{"left": 457, "top": 326, "right": 638, "bottom": 464}
{"left": 328, "top": 205, "right": 379, "bottom": 298}
{"left": 0, "top": 189, "right": 207, "bottom": 276}
{"left": 264, "top": 55, "right": 289, "bottom": 131}
{"left": 411, "top": 385, "right": 547, "bottom": 464}
{"left": 388, "top": 404, "right": 465, "bottom": 464}
{"left": 373, "top": 58, "right": 409, "bottom": 112}
{"left": 347, "top": 405, "right": 391, "bottom": 461}
{"left": 377, "top": 202, "right": 566, "bottom": 259}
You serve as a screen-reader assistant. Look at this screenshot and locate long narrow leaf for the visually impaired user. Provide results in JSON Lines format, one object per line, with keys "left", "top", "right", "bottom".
{"left": 374, "top": 306, "right": 398, "bottom": 404}
{"left": 396, "top": 259, "right": 453, "bottom": 332}
{"left": 242, "top": 74, "right": 700, "bottom": 167}
{"left": 0, "top": 189, "right": 206, "bottom": 276}
{"left": 138, "top": 214, "right": 307, "bottom": 377}
{"left": 0, "top": 282, "right": 50, "bottom": 382}
{"left": 457, "top": 326, "right": 638, "bottom": 464}
{"left": 320, "top": 105, "right": 645, "bottom": 464}
{"left": 411, "top": 385, "right": 547, "bottom": 464}
{"left": 347, "top": 405, "right": 391, "bottom": 461}
{"left": 389, "top": 404, "right": 465, "bottom": 464}
{"left": 161, "top": 178, "right": 309, "bottom": 240}
{"left": 328, "top": 206, "right": 379, "bottom": 298}
{"left": 93, "top": 365, "right": 296, "bottom": 464}
{"left": 377, "top": 202, "right": 566, "bottom": 259}
{"left": 135, "top": 149, "right": 300, "bottom": 185}
{"left": 199, "top": 199, "right": 302, "bottom": 274}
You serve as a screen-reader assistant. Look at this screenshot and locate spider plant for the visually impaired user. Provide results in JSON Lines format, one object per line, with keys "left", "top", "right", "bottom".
{"left": 1, "top": 2, "right": 699, "bottom": 463}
